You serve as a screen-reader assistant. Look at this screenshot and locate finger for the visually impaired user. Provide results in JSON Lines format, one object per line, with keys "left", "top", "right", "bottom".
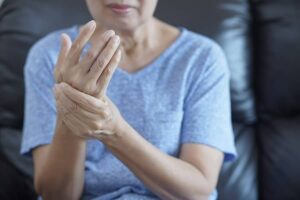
{"left": 56, "top": 33, "right": 72, "bottom": 67}
{"left": 54, "top": 84, "right": 70, "bottom": 114}
{"left": 88, "top": 35, "right": 120, "bottom": 83}
{"left": 53, "top": 84, "right": 60, "bottom": 100}
{"left": 54, "top": 91, "right": 63, "bottom": 115}
{"left": 58, "top": 82, "right": 107, "bottom": 112}
{"left": 72, "top": 104, "right": 100, "bottom": 123}
{"left": 57, "top": 87, "right": 101, "bottom": 120}
{"left": 80, "top": 30, "right": 115, "bottom": 72}
{"left": 56, "top": 86, "right": 78, "bottom": 115}
{"left": 63, "top": 112, "right": 92, "bottom": 138}
{"left": 56, "top": 98, "right": 71, "bottom": 116}
{"left": 58, "top": 94, "right": 88, "bottom": 133}
{"left": 97, "top": 47, "right": 122, "bottom": 97}
{"left": 62, "top": 101, "right": 108, "bottom": 138}
{"left": 54, "top": 34, "right": 72, "bottom": 82}
{"left": 57, "top": 84, "right": 110, "bottom": 122}
{"left": 68, "top": 20, "right": 96, "bottom": 66}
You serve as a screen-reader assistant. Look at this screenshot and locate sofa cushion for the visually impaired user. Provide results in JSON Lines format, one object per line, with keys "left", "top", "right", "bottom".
{"left": 253, "top": 0, "right": 300, "bottom": 199}
{"left": 0, "top": 0, "right": 91, "bottom": 175}
{"left": 155, "top": 1, "right": 257, "bottom": 199}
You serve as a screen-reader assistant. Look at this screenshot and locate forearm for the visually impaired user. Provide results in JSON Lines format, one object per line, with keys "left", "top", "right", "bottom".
{"left": 36, "top": 116, "right": 86, "bottom": 200}
{"left": 103, "top": 123, "right": 213, "bottom": 200}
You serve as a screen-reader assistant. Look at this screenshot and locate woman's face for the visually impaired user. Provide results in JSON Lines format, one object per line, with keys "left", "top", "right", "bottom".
{"left": 85, "top": 0, "right": 158, "bottom": 31}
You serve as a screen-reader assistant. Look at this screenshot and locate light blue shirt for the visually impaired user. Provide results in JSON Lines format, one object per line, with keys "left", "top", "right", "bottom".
{"left": 21, "top": 25, "right": 237, "bottom": 200}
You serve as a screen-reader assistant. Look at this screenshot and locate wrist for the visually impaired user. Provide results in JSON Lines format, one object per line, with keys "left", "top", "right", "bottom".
{"left": 103, "top": 120, "right": 137, "bottom": 150}
{"left": 55, "top": 114, "right": 87, "bottom": 143}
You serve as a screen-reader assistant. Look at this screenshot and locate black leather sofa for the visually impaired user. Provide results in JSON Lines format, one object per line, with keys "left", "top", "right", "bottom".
{"left": 0, "top": 0, "right": 299, "bottom": 199}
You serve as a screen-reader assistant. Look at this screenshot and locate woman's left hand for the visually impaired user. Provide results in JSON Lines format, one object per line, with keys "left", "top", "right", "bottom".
{"left": 54, "top": 82, "right": 127, "bottom": 140}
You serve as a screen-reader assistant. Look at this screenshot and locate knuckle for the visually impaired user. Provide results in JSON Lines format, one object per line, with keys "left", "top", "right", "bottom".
{"left": 103, "top": 70, "right": 111, "bottom": 78}
{"left": 68, "top": 80, "right": 77, "bottom": 88}
{"left": 90, "top": 90, "right": 98, "bottom": 97}
{"left": 99, "top": 97, "right": 107, "bottom": 105}
{"left": 106, "top": 67, "right": 112, "bottom": 75}
{"left": 102, "top": 110, "right": 111, "bottom": 120}
{"left": 83, "top": 83, "right": 96, "bottom": 94}
{"left": 71, "top": 43, "right": 81, "bottom": 52}
{"left": 82, "top": 86, "right": 91, "bottom": 95}
{"left": 106, "top": 47, "right": 116, "bottom": 57}
{"left": 97, "top": 58, "right": 106, "bottom": 68}
{"left": 111, "top": 55, "right": 118, "bottom": 63}
{"left": 86, "top": 51, "right": 97, "bottom": 60}
{"left": 101, "top": 48, "right": 113, "bottom": 59}
{"left": 70, "top": 103, "right": 77, "bottom": 112}
{"left": 92, "top": 121, "right": 101, "bottom": 130}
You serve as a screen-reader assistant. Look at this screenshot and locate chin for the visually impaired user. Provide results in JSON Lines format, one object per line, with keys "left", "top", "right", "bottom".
{"left": 99, "top": 7, "right": 145, "bottom": 31}
{"left": 104, "top": 18, "right": 141, "bottom": 32}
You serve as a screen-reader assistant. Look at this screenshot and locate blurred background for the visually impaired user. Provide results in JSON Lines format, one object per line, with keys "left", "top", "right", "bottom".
{"left": 0, "top": 0, "right": 300, "bottom": 199}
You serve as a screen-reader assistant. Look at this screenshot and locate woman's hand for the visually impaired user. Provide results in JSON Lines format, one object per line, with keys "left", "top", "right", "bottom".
{"left": 54, "top": 82, "right": 126, "bottom": 140}
{"left": 53, "top": 20, "right": 124, "bottom": 140}
{"left": 54, "top": 20, "right": 122, "bottom": 99}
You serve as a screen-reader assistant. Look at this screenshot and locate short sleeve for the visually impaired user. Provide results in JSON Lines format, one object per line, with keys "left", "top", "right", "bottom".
{"left": 21, "top": 41, "right": 57, "bottom": 157}
{"left": 180, "top": 44, "right": 237, "bottom": 162}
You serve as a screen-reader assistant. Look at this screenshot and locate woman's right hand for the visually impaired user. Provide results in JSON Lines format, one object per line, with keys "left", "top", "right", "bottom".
{"left": 54, "top": 20, "right": 121, "bottom": 99}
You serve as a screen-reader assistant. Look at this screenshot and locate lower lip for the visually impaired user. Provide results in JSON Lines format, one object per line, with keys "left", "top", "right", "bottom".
{"left": 109, "top": 6, "right": 132, "bottom": 15}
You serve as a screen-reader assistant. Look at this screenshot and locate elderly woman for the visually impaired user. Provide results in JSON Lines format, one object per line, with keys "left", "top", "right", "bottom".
{"left": 21, "top": 0, "right": 237, "bottom": 200}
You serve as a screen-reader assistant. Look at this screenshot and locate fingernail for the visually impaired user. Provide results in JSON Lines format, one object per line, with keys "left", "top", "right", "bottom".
{"left": 105, "top": 30, "right": 115, "bottom": 37}
{"left": 87, "top": 20, "right": 96, "bottom": 29}
{"left": 117, "top": 48, "right": 122, "bottom": 57}
{"left": 61, "top": 82, "right": 67, "bottom": 88}
{"left": 112, "top": 35, "right": 120, "bottom": 44}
